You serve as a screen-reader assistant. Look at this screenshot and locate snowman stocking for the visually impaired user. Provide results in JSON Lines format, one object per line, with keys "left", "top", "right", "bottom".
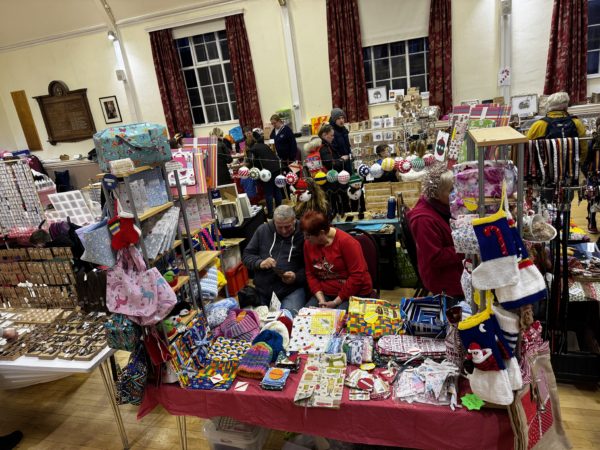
{"left": 492, "top": 304, "right": 524, "bottom": 390}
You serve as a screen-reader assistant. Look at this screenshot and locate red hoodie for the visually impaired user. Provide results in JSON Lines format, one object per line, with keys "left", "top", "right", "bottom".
{"left": 407, "top": 196, "right": 464, "bottom": 297}
{"left": 304, "top": 229, "right": 373, "bottom": 300}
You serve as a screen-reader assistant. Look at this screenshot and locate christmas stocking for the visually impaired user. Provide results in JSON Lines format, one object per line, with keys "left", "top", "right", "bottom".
{"left": 108, "top": 216, "right": 141, "bottom": 250}
{"left": 492, "top": 304, "right": 524, "bottom": 390}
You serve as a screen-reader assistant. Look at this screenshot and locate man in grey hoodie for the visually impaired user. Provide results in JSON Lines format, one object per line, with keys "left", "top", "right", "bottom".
{"left": 242, "top": 205, "right": 306, "bottom": 316}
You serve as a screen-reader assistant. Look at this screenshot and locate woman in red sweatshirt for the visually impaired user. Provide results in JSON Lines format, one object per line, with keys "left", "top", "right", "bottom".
{"left": 301, "top": 210, "right": 373, "bottom": 309}
{"left": 407, "top": 163, "right": 463, "bottom": 297}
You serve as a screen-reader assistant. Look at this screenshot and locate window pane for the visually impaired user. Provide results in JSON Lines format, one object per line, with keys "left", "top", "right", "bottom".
{"left": 374, "top": 59, "right": 390, "bottom": 81}
{"left": 409, "top": 53, "right": 425, "bottom": 75}
{"left": 214, "top": 84, "right": 228, "bottom": 103}
{"left": 194, "top": 44, "right": 207, "bottom": 62}
{"left": 231, "top": 102, "right": 238, "bottom": 119}
{"left": 206, "top": 105, "right": 219, "bottom": 123}
{"left": 408, "top": 38, "right": 425, "bottom": 54}
{"left": 364, "top": 61, "right": 373, "bottom": 82}
{"left": 188, "top": 88, "right": 201, "bottom": 106}
{"left": 191, "top": 35, "right": 204, "bottom": 45}
{"left": 410, "top": 75, "right": 427, "bottom": 92}
{"left": 227, "top": 83, "right": 236, "bottom": 101}
{"left": 390, "top": 41, "right": 405, "bottom": 56}
{"left": 179, "top": 47, "right": 193, "bottom": 67}
{"left": 218, "top": 30, "right": 227, "bottom": 40}
{"left": 392, "top": 78, "right": 408, "bottom": 91}
{"left": 220, "top": 40, "right": 229, "bottom": 60}
{"left": 373, "top": 44, "right": 389, "bottom": 59}
{"left": 202, "top": 86, "right": 215, "bottom": 104}
{"left": 210, "top": 65, "right": 224, "bottom": 84}
{"left": 204, "top": 32, "right": 216, "bottom": 42}
{"left": 363, "top": 47, "right": 372, "bottom": 61}
{"left": 183, "top": 69, "right": 197, "bottom": 88}
{"left": 206, "top": 41, "right": 219, "bottom": 60}
{"left": 588, "top": 50, "right": 600, "bottom": 74}
{"left": 589, "top": 25, "right": 600, "bottom": 50}
{"left": 590, "top": 1, "right": 600, "bottom": 25}
{"left": 197, "top": 67, "right": 211, "bottom": 85}
{"left": 192, "top": 107, "right": 205, "bottom": 125}
{"left": 176, "top": 38, "right": 189, "bottom": 48}
{"left": 391, "top": 56, "right": 406, "bottom": 78}
{"left": 224, "top": 63, "right": 233, "bottom": 81}
{"left": 366, "top": 81, "right": 373, "bottom": 89}
{"left": 218, "top": 103, "right": 231, "bottom": 122}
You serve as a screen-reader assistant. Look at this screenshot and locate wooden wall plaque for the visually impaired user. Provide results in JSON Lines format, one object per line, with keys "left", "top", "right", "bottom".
{"left": 34, "top": 81, "right": 96, "bottom": 145}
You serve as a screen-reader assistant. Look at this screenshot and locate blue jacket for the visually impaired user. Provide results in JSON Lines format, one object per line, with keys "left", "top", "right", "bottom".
{"left": 329, "top": 118, "right": 351, "bottom": 156}
{"left": 270, "top": 125, "right": 298, "bottom": 161}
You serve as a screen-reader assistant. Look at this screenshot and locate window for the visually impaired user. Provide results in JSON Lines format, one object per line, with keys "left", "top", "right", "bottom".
{"left": 588, "top": 0, "right": 600, "bottom": 75}
{"left": 176, "top": 30, "right": 238, "bottom": 125}
{"left": 363, "top": 37, "right": 429, "bottom": 96}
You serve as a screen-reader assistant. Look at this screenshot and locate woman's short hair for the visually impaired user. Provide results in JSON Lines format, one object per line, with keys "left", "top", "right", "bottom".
{"left": 210, "top": 127, "right": 224, "bottom": 138}
{"left": 422, "top": 163, "right": 454, "bottom": 199}
{"left": 270, "top": 113, "right": 282, "bottom": 122}
{"left": 300, "top": 210, "right": 330, "bottom": 236}
{"left": 547, "top": 92, "right": 570, "bottom": 112}
{"left": 318, "top": 123, "right": 333, "bottom": 138}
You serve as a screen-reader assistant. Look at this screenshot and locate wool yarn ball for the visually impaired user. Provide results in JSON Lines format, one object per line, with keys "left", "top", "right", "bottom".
{"left": 381, "top": 157, "right": 395, "bottom": 172}
{"left": 238, "top": 166, "right": 250, "bottom": 179}
{"left": 347, "top": 187, "right": 363, "bottom": 200}
{"left": 326, "top": 169, "right": 339, "bottom": 183}
{"left": 397, "top": 159, "right": 412, "bottom": 174}
{"left": 259, "top": 168, "right": 272, "bottom": 182}
{"left": 423, "top": 154, "right": 436, "bottom": 166}
{"left": 411, "top": 157, "right": 425, "bottom": 172}
{"left": 337, "top": 170, "right": 350, "bottom": 184}
{"left": 370, "top": 163, "right": 383, "bottom": 179}
{"left": 314, "top": 171, "right": 327, "bottom": 185}
{"left": 274, "top": 174, "right": 287, "bottom": 188}
{"left": 285, "top": 172, "right": 298, "bottom": 185}
{"left": 358, "top": 164, "right": 370, "bottom": 178}
{"left": 249, "top": 167, "right": 260, "bottom": 180}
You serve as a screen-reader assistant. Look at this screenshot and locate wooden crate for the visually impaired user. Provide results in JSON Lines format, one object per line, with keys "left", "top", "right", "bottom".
{"left": 365, "top": 181, "right": 422, "bottom": 212}
{"left": 391, "top": 181, "right": 421, "bottom": 208}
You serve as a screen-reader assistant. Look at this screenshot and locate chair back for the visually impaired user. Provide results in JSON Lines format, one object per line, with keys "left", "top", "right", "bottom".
{"left": 348, "top": 229, "right": 380, "bottom": 297}
{"left": 398, "top": 194, "right": 424, "bottom": 291}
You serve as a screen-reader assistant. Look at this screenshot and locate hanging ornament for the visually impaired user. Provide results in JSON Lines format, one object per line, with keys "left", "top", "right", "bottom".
{"left": 407, "top": 154, "right": 418, "bottom": 161}
{"left": 299, "top": 191, "right": 312, "bottom": 202}
{"left": 326, "top": 169, "right": 339, "bottom": 183}
{"left": 285, "top": 172, "right": 298, "bottom": 185}
{"left": 337, "top": 170, "right": 350, "bottom": 184}
{"left": 294, "top": 177, "right": 308, "bottom": 194}
{"left": 274, "top": 174, "right": 287, "bottom": 188}
{"left": 347, "top": 186, "right": 363, "bottom": 201}
{"left": 397, "top": 159, "right": 412, "bottom": 174}
{"left": 259, "top": 169, "right": 272, "bottom": 182}
{"left": 237, "top": 166, "right": 250, "bottom": 179}
{"left": 358, "top": 164, "right": 370, "bottom": 178}
{"left": 349, "top": 174, "right": 362, "bottom": 189}
{"left": 381, "top": 157, "right": 395, "bottom": 172}
{"left": 249, "top": 167, "right": 260, "bottom": 180}
{"left": 370, "top": 163, "right": 383, "bottom": 179}
{"left": 411, "top": 157, "right": 425, "bottom": 172}
{"left": 423, "top": 153, "right": 436, "bottom": 167}
{"left": 314, "top": 171, "right": 327, "bottom": 185}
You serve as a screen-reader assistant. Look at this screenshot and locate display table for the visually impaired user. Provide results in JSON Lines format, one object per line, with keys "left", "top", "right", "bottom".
{"left": 139, "top": 370, "right": 513, "bottom": 450}
{"left": 0, "top": 347, "right": 129, "bottom": 449}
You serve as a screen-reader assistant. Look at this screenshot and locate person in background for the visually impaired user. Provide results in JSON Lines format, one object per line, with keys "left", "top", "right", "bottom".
{"left": 247, "top": 129, "right": 282, "bottom": 218}
{"left": 302, "top": 210, "right": 373, "bottom": 310}
{"left": 319, "top": 124, "right": 348, "bottom": 217}
{"left": 168, "top": 132, "right": 184, "bottom": 149}
{"left": 329, "top": 108, "right": 352, "bottom": 159}
{"left": 210, "top": 128, "right": 233, "bottom": 186}
{"left": 270, "top": 114, "right": 298, "bottom": 164}
{"left": 407, "top": 163, "right": 463, "bottom": 298}
{"left": 0, "top": 326, "right": 23, "bottom": 449}
{"left": 375, "top": 144, "right": 397, "bottom": 182}
{"left": 294, "top": 177, "right": 330, "bottom": 219}
{"left": 527, "top": 92, "right": 591, "bottom": 230}
{"left": 242, "top": 205, "right": 306, "bottom": 316}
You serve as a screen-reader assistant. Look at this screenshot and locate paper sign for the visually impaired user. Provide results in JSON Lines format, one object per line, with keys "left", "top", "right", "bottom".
{"left": 234, "top": 381, "right": 249, "bottom": 392}
{"left": 210, "top": 374, "right": 224, "bottom": 384}
{"left": 270, "top": 292, "right": 281, "bottom": 312}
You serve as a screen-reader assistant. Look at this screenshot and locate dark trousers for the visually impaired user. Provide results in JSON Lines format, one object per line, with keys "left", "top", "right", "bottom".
{"left": 261, "top": 178, "right": 283, "bottom": 215}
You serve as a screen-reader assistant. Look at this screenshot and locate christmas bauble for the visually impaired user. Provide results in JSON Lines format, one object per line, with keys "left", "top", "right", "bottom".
{"left": 249, "top": 167, "right": 260, "bottom": 180}
{"left": 381, "top": 157, "right": 395, "bottom": 172}
{"left": 274, "top": 174, "right": 287, "bottom": 188}
{"left": 326, "top": 169, "right": 339, "bottom": 183}
{"left": 314, "top": 171, "right": 327, "bottom": 185}
{"left": 370, "top": 163, "right": 383, "bottom": 179}
{"left": 285, "top": 172, "right": 298, "bottom": 185}
{"left": 337, "top": 170, "right": 350, "bottom": 184}
{"left": 259, "top": 169, "right": 271, "bottom": 182}
{"left": 411, "top": 157, "right": 425, "bottom": 172}
{"left": 237, "top": 166, "right": 249, "bottom": 179}
{"left": 397, "top": 159, "right": 412, "bottom": 174}
{"left": 358, "top": 164, "right": 370, "bottom": 178}
{"left": 423, "top": 153, "right": 436, "bottom": 166}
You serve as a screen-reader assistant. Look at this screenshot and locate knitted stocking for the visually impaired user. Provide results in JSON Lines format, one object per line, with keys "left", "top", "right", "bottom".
{"left": 492, "top": 304, "right": 524, "bottom": 390}
{"left": 108, "top": 216, "right": 141, "bottom": 250}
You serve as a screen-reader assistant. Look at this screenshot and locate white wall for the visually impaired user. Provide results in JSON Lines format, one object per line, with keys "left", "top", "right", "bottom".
{"left": 0, "top": 97, "right": 16, "bottom": 150}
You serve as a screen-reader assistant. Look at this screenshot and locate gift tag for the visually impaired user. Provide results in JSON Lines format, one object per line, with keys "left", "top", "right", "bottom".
{"left": 270, "top": 292, "right": 281, "bottom": 312}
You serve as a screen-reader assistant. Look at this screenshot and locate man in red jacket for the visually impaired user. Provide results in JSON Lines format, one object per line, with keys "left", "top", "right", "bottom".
{"left": 301, "top": 210, "right": 373, "bottom": 309}
{"left": 407, "top": 164, "right": 464, "bottom": 298}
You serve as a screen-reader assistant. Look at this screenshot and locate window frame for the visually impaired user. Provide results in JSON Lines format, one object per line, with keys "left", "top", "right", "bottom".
{"left": 176, "top": 30, "right": 238, "bottom": 126}
{"left": 587, "top": 0, "right": 600, "bottom": 77}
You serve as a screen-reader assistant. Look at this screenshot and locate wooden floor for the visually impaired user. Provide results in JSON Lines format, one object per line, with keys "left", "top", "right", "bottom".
{"left": 0, "top": 202, "right": 597, "bottom": 450}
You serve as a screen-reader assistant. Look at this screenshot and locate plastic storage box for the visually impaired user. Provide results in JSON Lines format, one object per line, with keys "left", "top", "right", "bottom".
{"left": 225, "top": 262, "right": 249, "bottom": 297}
{"left": 203, "top": 419, "right": 268, "bottom": 450}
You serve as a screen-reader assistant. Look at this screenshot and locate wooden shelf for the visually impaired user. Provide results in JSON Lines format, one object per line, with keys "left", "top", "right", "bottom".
{"left": 96, "top": 165, "right": 153, "bottom": 179}
{"left": 172, "top": 239, "right": 183, "bottom": 250}
{"left": 468, "top": 126, "right": 528, "bottom": 147}
{"left": 220, "top": 237, "right": 245, "bottom": 248}
{"left": 138, "top": 202, "right": 173, "bottom": 221}
{"left": 150, "top": 240, "right": 183, "bottom": 265}
{"left": 172, "top": 275, "right": 190, "bottom": 293}
{"left": 187, "top": 251, "right": 220, "bottom": 272}
{"left": 182, "top": 219, "right": 216, "bottom": 236}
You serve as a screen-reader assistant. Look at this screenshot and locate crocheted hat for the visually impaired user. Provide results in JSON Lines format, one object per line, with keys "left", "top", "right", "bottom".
{"left": 253, "top": 329, "right": 284, "bottom": 361}
{"left": 277, "top": 315, "right": 293, "bottom": 336}
{"left": 260, "top": 321, "right": 289, "bottom": 350}
{"left": 237, "top": 342, "right": 273, "bottom": 379}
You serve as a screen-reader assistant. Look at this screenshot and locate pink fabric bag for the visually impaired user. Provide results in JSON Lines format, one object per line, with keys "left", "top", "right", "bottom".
{"left": 107, "top": 247, "right": 176, "bottom": 325}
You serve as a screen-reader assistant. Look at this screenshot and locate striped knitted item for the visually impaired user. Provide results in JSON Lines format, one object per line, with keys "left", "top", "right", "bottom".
{"left": 236, "top": 342, "right": 273, "bottom": 379}
{"left": 212, "top": 309, "right": 260, "bottom": 341}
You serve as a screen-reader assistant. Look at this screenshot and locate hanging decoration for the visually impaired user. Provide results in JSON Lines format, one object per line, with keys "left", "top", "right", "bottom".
{"left": 238, "top": 166, "right": 250, "bottom": 179}
{"left": 381, "top": 158, "right": 395, "bottom": 172}
{"left": 286, "top": 172, "right": 298, "bottom": 185}
{"left": 338, "top": 170, "right": 350, "bottom": 184}
{"left": 275, "top": 174, "right": 287, "bottom": 188}
{"left": 358, "top": 164, "right": 370, "bottom": 178}
{"left": 259, "top": 169, "right": 272, "bottom": 182}
{"left": 326, "top": 169, "right": 339, "bottom": 183}
{"left": 249, "top": 167, "right": 260, "bottom": 180}
{"left": 370, "top": 163, "right": 383, "bottom": 179}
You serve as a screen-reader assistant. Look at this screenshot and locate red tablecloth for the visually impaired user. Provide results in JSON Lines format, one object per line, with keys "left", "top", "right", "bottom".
{"left": 139, "top": 368, "right": 514, "bottom": 450}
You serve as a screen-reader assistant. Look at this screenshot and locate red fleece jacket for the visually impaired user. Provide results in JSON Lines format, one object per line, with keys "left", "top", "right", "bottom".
{"left": 407, "top": 196, "right": 464, "bottom": 297}
{"left": 304, "top": 229, "right": 373, "bottom": 300}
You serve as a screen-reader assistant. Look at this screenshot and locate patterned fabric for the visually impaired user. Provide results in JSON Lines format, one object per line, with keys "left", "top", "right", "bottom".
{"left": 326, "top": 0, "right": 369, "bottom": 122}
{"left": 225, "top": 14, "right": 262, "bottom": 129}
{"left": 427, "top": 0, "right": 452, "bottom": 114}
{"left": 544, "top": 0, "right": 587, "bottom": 103}
{"left": 149, "top": 29, "right": 193, "bottom": 136}
{"left": 347, "top": 297, "right": 402, "bottom": 338}
{"left": 377, "top": 335, "right": 446, "bottom": 360}
{"left": 207, "top": 336, "right": 251, "bottom": 361}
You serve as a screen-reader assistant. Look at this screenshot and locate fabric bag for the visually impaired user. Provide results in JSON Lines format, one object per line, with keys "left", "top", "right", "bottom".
{"left": 106, "top": 247, "right": 176, "bottom": 325}
{"left": 77, "top": 218, "right": 116, "bottom": 267}
{"left": 377, "top": 334, "right": 446, "bottom": 360}
{"left": 400, "top": 295, "right": 447, "bottom": 337}
{"left": 346, "top": 297, "right": 402, "bottom": 339}
{"left": 104, "top": 314, "right": 141, "bottom": 351}
{"left": 115, "top": 342, "right": 148, "bottom": 406}
{"left": 93, "top": 122, "right": 172, "bottom": 172}
{"left": 451, "top": 215, "right": 480, "bottom": 255}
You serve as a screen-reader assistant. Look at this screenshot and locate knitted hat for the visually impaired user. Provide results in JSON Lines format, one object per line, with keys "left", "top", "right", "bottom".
{"left": 237, "top": 342, "right": 273, "bottom": 379}
{"left": 280, "top": 309, "right": 294, "bottom": 321}
{"left": 253, "top": 329, "right": 284, "bottom": 361}
{"left": 494, "top": 259, "right": 547, "bottom": 309}
{"left": 260, "top": 321, "right": 289, "bottom": 350}
{"left": 330, "top": 108, "right": 345, "bottom": 122}
{"left": 278, "top": 315, "right": 293, "bottom": 336}
{"left": 213, "top": 309, "right": 260, "bottom": 341}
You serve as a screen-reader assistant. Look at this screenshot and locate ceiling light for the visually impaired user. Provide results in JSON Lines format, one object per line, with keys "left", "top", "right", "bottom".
{"left": 107, "top": 31, "right": 117, "bottom": 41}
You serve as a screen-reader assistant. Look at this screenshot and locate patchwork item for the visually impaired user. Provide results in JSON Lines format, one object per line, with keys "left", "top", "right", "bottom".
{"left": 346, "top": 297, "right": 401, "bottom": 338}
{"left": 393, "top": 359, "right": 459, "bottom": 408}
{"left": 168, "top": 314, "right": 211, "bottom": 387}
{"left": 294, "top": 353, "right": 346, "bottom": 409}
{"left": 104, "top": 314, "right": 140, "bottom": 352}
{"left": 376, "top": 335, "right": 446, "bottom": 361}
{"left": 400, "top": 295, "right": 447, "bottom": 337}
{"left": 115, "top": 342, "right": 147, "bottom": 406}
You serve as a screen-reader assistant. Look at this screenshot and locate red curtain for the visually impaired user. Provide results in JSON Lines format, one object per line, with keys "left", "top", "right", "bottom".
{"left": 225, "top": 14, "right": 263, "bottom": 129}
{"left": 427, "top": 0, "right": 452, "bottom": 115}
{"left": 326, "top": 0, "right": 369, "bottom": 122}
{"left": 149, "top": 29, "right": 193, "bottom": 136}
{"left": 544, "top": 0, "right": 588, "bottom": 103}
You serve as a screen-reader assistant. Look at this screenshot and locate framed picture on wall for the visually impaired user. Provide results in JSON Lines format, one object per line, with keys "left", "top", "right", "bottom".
{"left": 368, "top": 86, "right": 387, "bottom": 104}
{"left": 511, "top": 94, "right": 538, "bottom": 118}
{"left": 99, "top": 96, "right": 122, "bottom": 124}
